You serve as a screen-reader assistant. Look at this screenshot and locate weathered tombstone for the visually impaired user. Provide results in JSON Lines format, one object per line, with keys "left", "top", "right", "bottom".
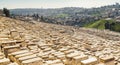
{"left": 3, "top": 44, "right": 20, "bottom": 57}
{"left": 72, "top": 55, "right": 88, "bottom": 65}
{"left": 21, "top": 57, "right": 43, "bottom": 65}
{"left": 0, "top": 52, "right": 5, "bottom": 59}
{"left": 10, "top": 31, "right": 21, "bottom": 40}
{"left": 9, "top": 50, "right": 29, "bottom": 62}
{"left": 81, "top": 57, "right": 98, "bottom": 65}
{"left": 18, "top": 54, "right": 37, "bottom": 64}
{"left": 66, "top": 52, "right": 80, "bottom": 65}
{"left": 0, "top": 58, "right": 10, "bottom": 65}
{"left": 100, "top": 56, "right": 115, "bottom": 65}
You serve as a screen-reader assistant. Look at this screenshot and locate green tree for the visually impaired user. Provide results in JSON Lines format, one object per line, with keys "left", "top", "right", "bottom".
{"left": 3, "top": 8, "right": 10, "bottom": 17}
{"left": 40, "top": 16, "right": 44, "bottom": 21}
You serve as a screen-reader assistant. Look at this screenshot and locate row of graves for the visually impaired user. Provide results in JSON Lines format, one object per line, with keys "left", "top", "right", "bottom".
{"left": 0, "top": 17, "right": 118, "bottom": 65}
{"left": 0, "top": 38, "right": 116, "bottom": 65}
{"left": 72, "top": 29, "right": 120, "bottom": 65}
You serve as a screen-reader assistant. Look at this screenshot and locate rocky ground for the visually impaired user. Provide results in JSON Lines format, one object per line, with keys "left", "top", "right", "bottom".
{"left": 0, "top": 16, "right": 120, "bottom": 65}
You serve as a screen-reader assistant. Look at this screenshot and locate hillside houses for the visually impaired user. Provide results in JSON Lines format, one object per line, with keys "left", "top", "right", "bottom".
{"left": 116, "top": 16, "right": 120, "bottom": 22}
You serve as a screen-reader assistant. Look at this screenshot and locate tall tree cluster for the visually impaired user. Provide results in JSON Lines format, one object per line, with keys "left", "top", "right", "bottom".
{"left": 3, "top": 8, "right": 10, "bottom": 17}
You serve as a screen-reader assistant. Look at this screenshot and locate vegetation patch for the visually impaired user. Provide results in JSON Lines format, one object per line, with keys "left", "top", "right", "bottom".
{"left": 85, "top": 19, "right": 120, "bottom": 32}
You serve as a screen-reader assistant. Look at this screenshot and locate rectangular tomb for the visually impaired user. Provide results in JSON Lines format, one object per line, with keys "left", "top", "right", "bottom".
{"left": 81, "top": 57, "right": 98, "bottom": 65}
{"left": 21, "top": 57, "right": 43, "bottom": 65}
{"left": 100, "top": 56, "right": 115, "bottom": 65}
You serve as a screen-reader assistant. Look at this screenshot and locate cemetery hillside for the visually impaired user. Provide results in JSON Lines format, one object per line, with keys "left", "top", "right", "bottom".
{"left": 0, "top": 16, "right": 120, "bottom": 65}
{"left": 0, "top": 1, "right": 120, "bottom": 65}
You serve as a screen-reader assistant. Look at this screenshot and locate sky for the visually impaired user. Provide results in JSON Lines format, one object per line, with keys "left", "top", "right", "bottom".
{"left": 0, "top": 0, "right": 120, "bottom": 9}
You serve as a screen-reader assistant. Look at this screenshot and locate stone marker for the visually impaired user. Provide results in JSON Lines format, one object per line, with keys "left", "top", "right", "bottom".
{"left": 18, "top": 54, "right": 37, "bottom": 64}
{"left": 21, "top": 57, "right": 43, "bottom": 65}
{"left": 10, "top": 50, "right": 29, "bottom": 62}
{"left": 96, "top": 63, "right": 105, "bottom": 65}
{"left": 72, "top": 55, "right": 88, "bottom": 65}
{"left": 81, "top": 57, "right": 98, "bottom": 65}
{"left": 66, "top": 52, "right": 80, "bottom": 65}
{"left": 0, "top": 58, "right": 10, "bottom": 65}
{"left": 100, "top": 56, "right": 115, "bottom": 65}
{"left": 8, "top": 62, "right": 18, "bottom": 65}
